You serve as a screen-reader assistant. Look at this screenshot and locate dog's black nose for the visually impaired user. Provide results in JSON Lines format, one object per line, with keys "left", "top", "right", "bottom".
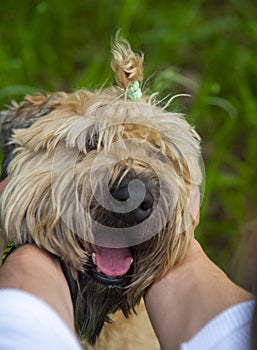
{"left": 110, "top": 176, "right": 154, "bottom": 226}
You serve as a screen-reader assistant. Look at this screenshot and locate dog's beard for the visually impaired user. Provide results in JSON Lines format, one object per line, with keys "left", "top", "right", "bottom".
{"left": 75, "top": 274, "right": 131, "bottom": 345}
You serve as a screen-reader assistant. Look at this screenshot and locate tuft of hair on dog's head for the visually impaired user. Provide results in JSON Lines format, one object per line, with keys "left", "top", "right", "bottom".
{"left": 0, "top": 34, "right": 203, "bottom": 345}
{"left": 111, "top": 33, "right": 144, "bottom": 89}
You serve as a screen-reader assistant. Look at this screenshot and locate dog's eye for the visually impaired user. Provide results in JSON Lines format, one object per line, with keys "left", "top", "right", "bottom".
{"left": 85, "top": 134, "right": 98, "bottom": 152}
{"left": 147, "top": 150, "right": 168, "bottom": 163}
{"left": 85, "top": 141, "right": 97, "bottom": 152}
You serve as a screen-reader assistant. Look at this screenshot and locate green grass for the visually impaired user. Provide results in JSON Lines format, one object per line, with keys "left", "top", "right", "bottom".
{"left": 1, "top": 0, "right": 257, "bottom": 280}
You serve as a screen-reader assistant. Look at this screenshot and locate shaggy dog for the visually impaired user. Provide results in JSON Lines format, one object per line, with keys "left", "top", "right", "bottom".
{"left": 0, "top": 36, "right": 203, "bottom": 349}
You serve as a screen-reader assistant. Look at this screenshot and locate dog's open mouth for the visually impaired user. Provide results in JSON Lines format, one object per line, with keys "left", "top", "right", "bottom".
{"left": 89, "top": 245, "right": 133, "bottom": 285}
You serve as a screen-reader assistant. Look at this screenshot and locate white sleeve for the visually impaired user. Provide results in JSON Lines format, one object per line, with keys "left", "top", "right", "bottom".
{"left": 0, "top": 289, "right": 82, "bottom": 350}
{"left": 180, "top": 300, "right": 256, "bottom": 350}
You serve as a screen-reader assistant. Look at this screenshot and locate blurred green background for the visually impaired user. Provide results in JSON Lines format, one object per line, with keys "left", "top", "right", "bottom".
{"left": 1, "top": 0, "right": 257, "bottom": 284}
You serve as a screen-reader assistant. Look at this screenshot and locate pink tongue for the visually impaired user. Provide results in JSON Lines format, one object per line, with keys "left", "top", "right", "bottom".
{"left": 94, "top": 247, "right": 133, "bottom": 277}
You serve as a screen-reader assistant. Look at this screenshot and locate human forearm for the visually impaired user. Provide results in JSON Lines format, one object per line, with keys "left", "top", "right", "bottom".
{"left": 144, "top": 239, "right": 254, "bottom": 350}
{"left": 0, "top": 244, "right": 75, "bottom": 332}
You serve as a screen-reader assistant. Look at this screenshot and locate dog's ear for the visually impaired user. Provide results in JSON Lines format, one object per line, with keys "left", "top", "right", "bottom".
{"left": 0, "top": 93, "right": 52, "bottom": 179}
{"left": 0, "top": 93, "right": 52, "bottom": 143}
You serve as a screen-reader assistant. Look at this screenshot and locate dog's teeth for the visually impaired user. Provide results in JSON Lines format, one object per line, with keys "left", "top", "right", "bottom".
{"left": 129, "top": 258, "right": 133, "bottom": 265}
{"left": 92, "top": 252, "right": 96, "bottom": 265}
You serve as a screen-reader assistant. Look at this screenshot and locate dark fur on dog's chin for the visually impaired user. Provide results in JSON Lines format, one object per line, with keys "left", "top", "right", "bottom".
{"left": 75, "top": 275, "right": 133, "bottom": 345}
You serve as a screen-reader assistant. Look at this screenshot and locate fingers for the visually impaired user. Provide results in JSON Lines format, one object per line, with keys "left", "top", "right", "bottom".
{"left": 0, "top": 178, "right": 8, "bottom": 194}
{"left": 190, "top": 185, "right": 200, "bottom": 228}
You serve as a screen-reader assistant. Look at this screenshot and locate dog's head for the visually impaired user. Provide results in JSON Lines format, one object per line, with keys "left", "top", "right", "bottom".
{"left": 0, "top": 36, "right": 203, "bottom": 344}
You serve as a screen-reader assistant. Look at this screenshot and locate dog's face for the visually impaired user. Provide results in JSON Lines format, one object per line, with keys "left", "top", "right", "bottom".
{"left": 0, "top": 38, "right": 203, "bottom": 345}
{"left": 0, "top": 90, "right": 202, "bottom": 342}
